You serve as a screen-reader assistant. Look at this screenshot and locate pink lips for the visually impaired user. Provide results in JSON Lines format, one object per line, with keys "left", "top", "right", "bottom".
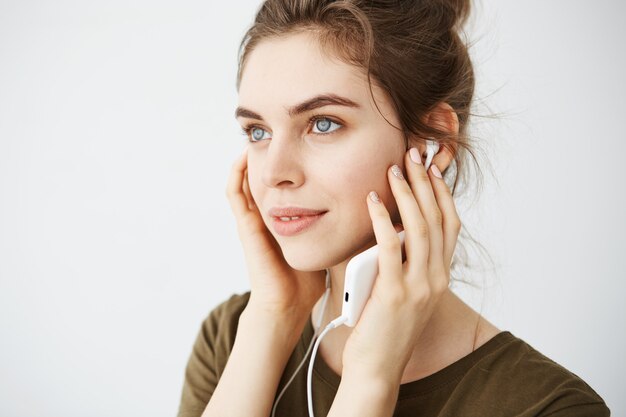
{"left": 269, "top": 206, "right": 327, "bottom": 237}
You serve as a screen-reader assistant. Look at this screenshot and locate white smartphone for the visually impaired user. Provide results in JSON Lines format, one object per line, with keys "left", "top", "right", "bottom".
{"left": 341, "top": 230, "right": 406, "bottom": 327}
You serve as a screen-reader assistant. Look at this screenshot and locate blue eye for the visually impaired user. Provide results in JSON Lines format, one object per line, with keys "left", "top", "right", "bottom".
{"left": 312, "top": 117, "right": 341, "bottom": 134}
{"left": 243, "top": 117, "right": 341, "bottom": 143}
{"left": 248, "top": 127, "right": 271, "bottom": 142}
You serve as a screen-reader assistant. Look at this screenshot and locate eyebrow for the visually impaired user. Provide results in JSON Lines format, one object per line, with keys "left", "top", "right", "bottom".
{"left": 234, "top": 94, "right": 361, "bottom": 120}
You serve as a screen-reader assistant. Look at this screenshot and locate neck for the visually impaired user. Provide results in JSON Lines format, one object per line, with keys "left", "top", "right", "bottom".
{"left": 318, "top": 263, "right": 349, "bottom": 324}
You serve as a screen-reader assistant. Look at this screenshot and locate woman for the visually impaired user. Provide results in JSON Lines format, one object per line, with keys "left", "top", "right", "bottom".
{"left": 178, "top": 1, "right": 609, "bottom": 416}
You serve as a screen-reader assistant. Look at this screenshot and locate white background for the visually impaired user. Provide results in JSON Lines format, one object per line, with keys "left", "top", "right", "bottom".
{"left": 1, "top": 0, "right": 624, "bottom": 415}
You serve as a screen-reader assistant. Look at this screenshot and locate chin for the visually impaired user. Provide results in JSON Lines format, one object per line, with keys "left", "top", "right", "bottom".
{"left": 278, "top": 235, "right": 367, "bottom": 273}
{"left": 280, "top": 246, "right": 327, "bottom": 272}
{"left": 271, "top": 214, "right": 375, "bottom": 271}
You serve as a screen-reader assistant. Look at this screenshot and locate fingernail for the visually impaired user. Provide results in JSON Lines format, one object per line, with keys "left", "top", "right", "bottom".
{"left": 391, "top": 165, "right": 404, "bottom": 180}
{"left": 369, "top": 191, "right": 381, "bottom": 203}
{"left": 430, "top": 164, "right": 442, "bottom": 179}
{"left": 409, "top": 148, "right": 422, "bottom": 164}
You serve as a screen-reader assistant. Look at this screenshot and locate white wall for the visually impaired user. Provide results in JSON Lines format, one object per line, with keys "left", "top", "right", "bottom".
{"left": 0, "top": 1, "right": 623, "bottom": 415}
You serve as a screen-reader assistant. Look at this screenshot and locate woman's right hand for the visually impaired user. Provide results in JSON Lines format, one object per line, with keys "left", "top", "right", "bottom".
{"left": 225, "top": 147, "right": 327, "bottom": 321}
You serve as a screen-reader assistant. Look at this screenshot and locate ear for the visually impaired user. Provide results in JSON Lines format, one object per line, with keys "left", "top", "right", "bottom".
{"left": 409, "top": 102, "right": 459, "bottom": 173}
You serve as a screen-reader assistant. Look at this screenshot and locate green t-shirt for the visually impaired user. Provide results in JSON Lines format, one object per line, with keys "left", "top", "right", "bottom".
{"left": 177, "top": 292, "right": 609, "bottom": 416}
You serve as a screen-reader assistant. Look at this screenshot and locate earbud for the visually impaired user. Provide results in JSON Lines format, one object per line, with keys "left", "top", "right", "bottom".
{"left": 423, "top": 139, "right": 440, "bottom": 171}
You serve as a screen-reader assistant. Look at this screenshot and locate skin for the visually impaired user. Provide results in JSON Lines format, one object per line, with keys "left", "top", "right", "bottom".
{"left": 231, "top": 31, "right": 500, "bottom": 389}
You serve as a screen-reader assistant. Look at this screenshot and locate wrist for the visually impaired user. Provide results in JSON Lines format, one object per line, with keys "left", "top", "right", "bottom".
{"left": 328, "top": 371, "right": 400, "bottom": 417}
{"left": 239, "top": 302, "right": 310, "bottom": 348}
{"left": 341, "top": 360, "right": 405, "bottom": 388}
{"left": 246, "top": 293, "right": 314, "bottom": 322}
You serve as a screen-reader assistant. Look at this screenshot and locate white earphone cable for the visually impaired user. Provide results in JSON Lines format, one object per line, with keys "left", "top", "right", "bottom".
{"left": 270, "top": 269, "right": 332, "bottom": 417}
{"left": 307, "top": 315, "right": 347, "bottom": 417}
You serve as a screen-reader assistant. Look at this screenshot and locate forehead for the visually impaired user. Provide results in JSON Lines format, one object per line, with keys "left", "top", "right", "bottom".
{"left": 238, "top": 32, "right": 392, "bottom": 117}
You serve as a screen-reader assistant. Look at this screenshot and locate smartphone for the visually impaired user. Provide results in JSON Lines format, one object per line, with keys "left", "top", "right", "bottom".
{"left": 341, "top": 230, "right": 406, "bottom": 327}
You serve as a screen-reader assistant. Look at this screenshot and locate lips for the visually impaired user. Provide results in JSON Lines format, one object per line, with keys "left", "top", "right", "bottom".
{"left": 268, "top": 206, "right": 328, "bottom": 237}
{"left": 268, "top": 207, "right": 327, "bottom": 218}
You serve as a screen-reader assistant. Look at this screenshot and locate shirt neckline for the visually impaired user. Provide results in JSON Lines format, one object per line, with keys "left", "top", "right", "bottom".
{"left": 299, "top": 314, "right": 516, "bottom": 398}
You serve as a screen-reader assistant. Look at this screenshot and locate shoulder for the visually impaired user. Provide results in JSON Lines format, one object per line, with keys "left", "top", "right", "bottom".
{"left": 466, "top": 332, "right": 610, "bottom": 416}
{"left": 177, "top": 292, "right": 252, "bottom": 417}
{"left": 205, "top": 291, "right": 251, "bottom": 325}
{"left": 188, "top": 291, "right": 252, "bottom": 374}
{"left": 199, "top": 291, "right": 251, "bottom": 351}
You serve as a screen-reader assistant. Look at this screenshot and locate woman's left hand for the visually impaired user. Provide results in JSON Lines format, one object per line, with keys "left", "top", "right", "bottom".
{"left": 341, "top": 147, "right": 462, "bottom": 383}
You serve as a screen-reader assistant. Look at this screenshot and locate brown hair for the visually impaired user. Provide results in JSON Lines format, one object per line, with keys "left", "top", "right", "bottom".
{"left": 236, "top": 0, "right": 495, "bottom": 289}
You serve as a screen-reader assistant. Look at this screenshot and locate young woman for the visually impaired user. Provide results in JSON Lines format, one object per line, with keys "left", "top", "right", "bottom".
{"left": 178, "top": 1, "right": 609, "bottom": 416}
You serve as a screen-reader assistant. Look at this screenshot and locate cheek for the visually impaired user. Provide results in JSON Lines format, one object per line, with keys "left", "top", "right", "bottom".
{"left": 337, "top": 139, "right": 399, "bottom": 195}
{"left": 333, "top": 139, "right": 403, "bottom": 223}
{"left": 340, "top": 159, "right": 386, "bottom": 194}
{"left": 330, "top": 152, "right": 395, "bottom": 217}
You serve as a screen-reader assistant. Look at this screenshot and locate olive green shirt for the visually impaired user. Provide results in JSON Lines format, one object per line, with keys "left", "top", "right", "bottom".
{"left": 177, "top": 292, "right": 609, "bottom": 416}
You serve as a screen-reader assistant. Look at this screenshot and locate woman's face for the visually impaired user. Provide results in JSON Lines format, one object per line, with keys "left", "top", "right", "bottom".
{"left": 236, "top": 32, "right": 406, "bottom": 271}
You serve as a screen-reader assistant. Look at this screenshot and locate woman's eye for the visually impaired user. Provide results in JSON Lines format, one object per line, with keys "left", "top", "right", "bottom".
{"left": 244, "top": 118, "right": 340, "bottom": 142}
{"left": 311, "top": 117, "right": 341, "bottom": 134}
{"left": 249, "top": 127, "right": 271, "bottom": 141}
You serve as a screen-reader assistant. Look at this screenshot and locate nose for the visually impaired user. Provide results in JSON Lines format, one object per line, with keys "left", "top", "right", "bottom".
{"left": 261, "top": 135, "right": 305, "bottom": 189}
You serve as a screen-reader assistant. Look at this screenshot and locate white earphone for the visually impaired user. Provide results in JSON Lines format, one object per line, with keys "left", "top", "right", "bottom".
{"left": 423, "top": 138, "right": 440, "bottom": 172}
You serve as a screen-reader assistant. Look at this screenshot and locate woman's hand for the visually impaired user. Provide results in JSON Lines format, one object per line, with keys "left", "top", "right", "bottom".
{"left": 225, "top": 147, "right": 327, "bottom": 321}
{"left": 341, "top": 147, "right": 461, "bottom": 382}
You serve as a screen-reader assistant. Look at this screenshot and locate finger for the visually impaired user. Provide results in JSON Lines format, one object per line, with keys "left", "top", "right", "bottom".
{"left": 404, "top": 149, "right": 444, "bottom": 277}
{"left": 226, "top": 147, "right": 251, "bottom": 219}
{"left": 242, "top": 166, "right": 256, "bottom": 210}
{"left": 387, "top": 164, "right": 429, "bottom": 279}
{"left": 366, "top": 191, "right": 403, "bottom": 284}
{"left": 427, "top": 162, "right": 462, "bottom": 271}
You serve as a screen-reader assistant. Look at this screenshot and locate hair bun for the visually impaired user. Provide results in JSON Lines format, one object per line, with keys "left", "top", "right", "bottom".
{"left": 447, "top": 0, "right": 471, "bottom": 28}
{"left": 423, "top": 0, "right": 471, "bottom": 31}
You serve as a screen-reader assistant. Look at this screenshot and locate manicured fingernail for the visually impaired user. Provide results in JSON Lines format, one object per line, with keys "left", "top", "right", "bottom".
{"left": 391, "top": 165, "right": 404, "bottom": 180}
{"left": 430, "top": 164, "right": 442, "bottom": 179}
{"left": 409, "top": 148, "right": 422, "bottom": 164}
{"left": 369, "top": 191, "right": 381, "bottom": 203}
